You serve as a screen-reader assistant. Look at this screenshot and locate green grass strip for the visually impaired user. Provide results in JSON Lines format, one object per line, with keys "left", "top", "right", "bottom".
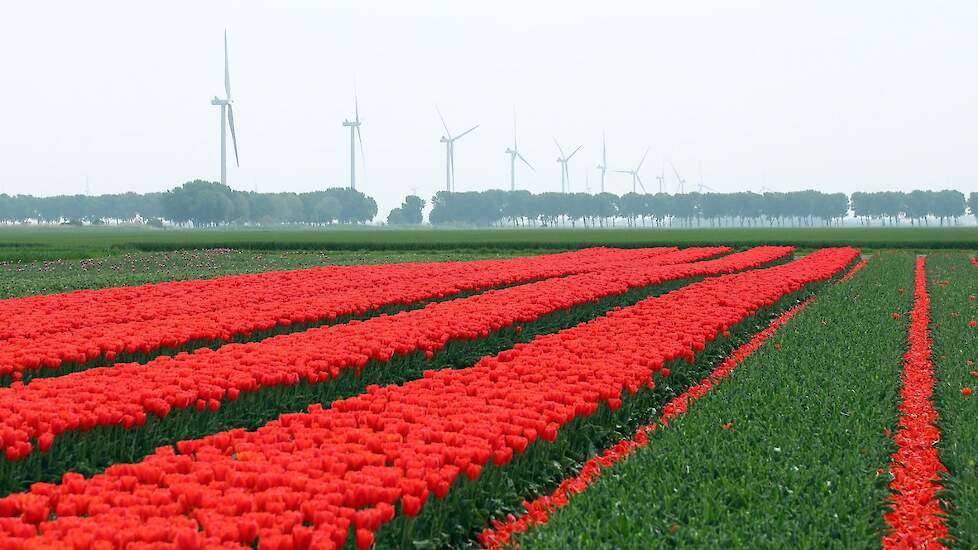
{"left": 929, "top": 253, "right": 978, "bottom": 548}
{"left": 510, "top": 252, "right": 915, "bottom": 549}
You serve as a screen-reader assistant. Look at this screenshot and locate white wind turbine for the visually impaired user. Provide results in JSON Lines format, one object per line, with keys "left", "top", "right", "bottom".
{"left": 616, "top": 148, "right": 650, "bottom": 194}
{"left": 210, "top": 30, "right": 239, "bottom": 187}
{"left": 596, "top": 132, "right": 608, "bottom": 193}
{"left": 554, "top": 139, "right": 582, "bottom": 194}
{"left": 670, "top": 162, "right": 687, "bottom": 194}
{"left": 342, "top": 92, "right": 365, "bottom": 190}
{"left": 437, "top": 107, "right": 478, "bottom": 192}
{"left": 504, "top": 109, "right": 533, "bottom": 191}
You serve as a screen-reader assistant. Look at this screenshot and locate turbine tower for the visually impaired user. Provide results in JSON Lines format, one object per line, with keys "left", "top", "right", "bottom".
{"left": 656, "top": 162, "right": 665, "bottom": 193}
{"left": 437, "top": 107, "right": 478, "bottom": 192}
{"left": 615, "top": 148, "right": 650, "bottom": 194}
{"left": 342, "top": 92, "right": 364, "bottom": 190}
{"left": 504, "top": 109, "right": 532, "bottom": 191}
{"left": 554, "top": 139, "right": 582, "bottom": 194}
{"left": 210, "top": 30, "right": 239, "bottom": 187}
{"left": 670, "top": 162, "right": 687, "bottom": 194}
{"left": 596, "top": 132, "right": 608, "bottom": 193}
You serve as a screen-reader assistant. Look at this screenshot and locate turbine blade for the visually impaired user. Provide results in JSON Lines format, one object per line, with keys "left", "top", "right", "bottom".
{"left": 637, "top": 174, "right": 647, "bottom": 193}
{"left": 614, "top": 170, "right": 631, "bottom": 174}
{"left": 567, "top": 144, "right": 583, "bottom": 160}
{"left": 436, "top": 106, "right": 451, "bottom": 137}
{"left": 356, "top": 125, "right": 365, "bottom": 165}
{"left": 517, "top": 152, "right": 533, "bottom": 170}
{"left": 553, "top": 137, "right": 565, "bottom": 157}
{"left": 227, "top": 104, "right": 239, "bottom": 167}
{"left": 512, "top": 105, "right": 518, "bottom": 147}
{"left": 354, "top": 90, "right": 360, "bottom": 123}
{"left": 455, "top": 125, "right": 478, "bottom": 140}
{"left": 224, "top": 30, "right": 232, "bottom": 99}
{"left": 636, "top": 147, "right": 650, "bottom": 171}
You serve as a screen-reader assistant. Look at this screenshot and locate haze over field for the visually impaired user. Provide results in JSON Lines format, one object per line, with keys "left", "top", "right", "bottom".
{"left": 0, "top": 1, "right": 975, "bottom": 217}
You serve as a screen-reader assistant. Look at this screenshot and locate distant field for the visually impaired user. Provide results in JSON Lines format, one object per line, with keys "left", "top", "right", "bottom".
{"left": 0, "top": 225, "right": 977, "bottom": 260}
{"left": 0, "top": 248, "right": 536, "bottom": 298}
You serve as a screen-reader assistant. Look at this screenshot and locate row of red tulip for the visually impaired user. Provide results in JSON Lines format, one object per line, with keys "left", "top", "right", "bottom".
{"left": 0, "top": 247, "right": 674, "bottom": 339}
{"left": 0, "top": 247, "right": 858, "bottom": 549}
{"left": 837, "top": 258, "right": 868, "bottom": 283}
{"left": 881, "top": 256, "right": 947, "bottom": 548}
{"left": 0, "top": 246, "right": 790, "bottom": 467}
{"left": 478, "top": 294, "right": 819, "bottom": 548}
{"left": 0, "top": 247, "right": 697, "bottom": 380}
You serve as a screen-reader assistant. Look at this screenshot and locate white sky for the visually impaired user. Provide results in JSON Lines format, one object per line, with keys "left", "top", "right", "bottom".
{"left": 0, "top": 1, "right": 975, "bottom": 218}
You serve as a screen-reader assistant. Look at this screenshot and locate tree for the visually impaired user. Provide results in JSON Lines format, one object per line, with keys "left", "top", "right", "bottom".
{"left": 905, "top": 190, "right": 932, "bottom": 225}
{"left": 930, "top": 189, "right": 965, "bottom": 225}
{"left": 387, "top": 195, "right": 425, "bottom": 225}
{"left": 305, "top": 195, "right": 342, "bottom": 225}
{"left": 162, "top": 180, "right": 235, "bottom": 227}
{"left": 323, "top": 188, "right": 377, "bottom": 223}
{"left": 968, "top": 192, "right": 978, "bottom": 221}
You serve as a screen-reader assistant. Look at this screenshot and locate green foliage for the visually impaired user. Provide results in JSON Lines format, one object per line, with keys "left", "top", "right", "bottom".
{"left": 511, "top": 253, "right": 914, "bottom": 549}
{"left": 968, "top": 192, "right": 977, "bottom": 220}
{"left": 928, "top": 253, "right": 978, "bottom": 547}
{"left": 0, "top": 183, "right": 378, "bottom": 226}
{"left": 427, "top": 189, "right": 854, "bottom": 228}
{"left": 387, "top": 195, "right": 425, "bottom": 225}
{"left": 852, "top": 190, "right": 967, "bottom": 226}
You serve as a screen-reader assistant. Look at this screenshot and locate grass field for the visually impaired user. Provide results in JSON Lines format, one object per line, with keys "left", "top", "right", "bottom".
{"left": 0, "top": 225, "right": 977, "bottom": 261}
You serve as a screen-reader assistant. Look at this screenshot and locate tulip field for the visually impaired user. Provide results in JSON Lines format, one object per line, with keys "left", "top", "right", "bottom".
{"left": 0, "top": 245, "right": 976, "bottom": 548}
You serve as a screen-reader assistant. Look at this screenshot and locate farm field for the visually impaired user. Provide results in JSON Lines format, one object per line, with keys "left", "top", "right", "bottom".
{"left": 0, "top": 248, "right": 539, "bottom": 299}
{"left": 0, "top": 241, "right": 975, "bottom": 548}
{"left": 1, "top": 226, "right": 978, "bottom": 261}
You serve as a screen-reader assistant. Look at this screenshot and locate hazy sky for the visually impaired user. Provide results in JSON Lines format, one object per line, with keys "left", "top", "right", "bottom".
{"left": 1, "top": 1, "right": 975, "bottom": 218}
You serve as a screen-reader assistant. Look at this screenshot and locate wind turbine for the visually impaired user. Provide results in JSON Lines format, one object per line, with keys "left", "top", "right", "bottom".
{"left": 616, "top": 148, "right": 650, "bottom": 194}
{"left": 210, "top": 30, "right": 239, "bottom": 187}
{"left": 670, "top": 162, "right": 686, "bottom": 194}
{"left": 437, "top": 107, "right": 478, "bottom": 192}
{"left": 342, "top": 92, "right": 365, "bottom": 190}
{"left": 504, "top": 109, "right": 532, "bottom": 191}
{"left": 554, "top": 139, "right": 582, "bottom": 193}
{"left": 656, "top": 162, "right": 665, "bottom": 194}
{"left": 596, "top": 132, "right": 608, "bottom": 193}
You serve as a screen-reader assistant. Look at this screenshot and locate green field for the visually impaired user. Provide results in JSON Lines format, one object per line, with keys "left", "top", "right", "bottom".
{"left": 1, "top": 226, "right": 977, "bottom": 261}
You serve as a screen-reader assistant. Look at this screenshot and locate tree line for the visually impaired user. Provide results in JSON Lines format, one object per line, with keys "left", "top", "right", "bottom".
{"left": 426, "top": 189, "right": 976, "bottom": 227}
{"left": 851, "top": 190, "right": 973, "bottom": 226}
{"left": 0, "top": 183, "right": 974, "bottom": 228}
{"left": 0, "top": 181, "right": 378, "bottom": 226}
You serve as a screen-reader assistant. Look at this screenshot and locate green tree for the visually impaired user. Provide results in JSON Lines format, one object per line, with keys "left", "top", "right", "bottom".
{"left": 162, "top": 180, "right": 235, "bottom": 227}
{"left": 387, "top": 195, "right": 425, "bottom": 225}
